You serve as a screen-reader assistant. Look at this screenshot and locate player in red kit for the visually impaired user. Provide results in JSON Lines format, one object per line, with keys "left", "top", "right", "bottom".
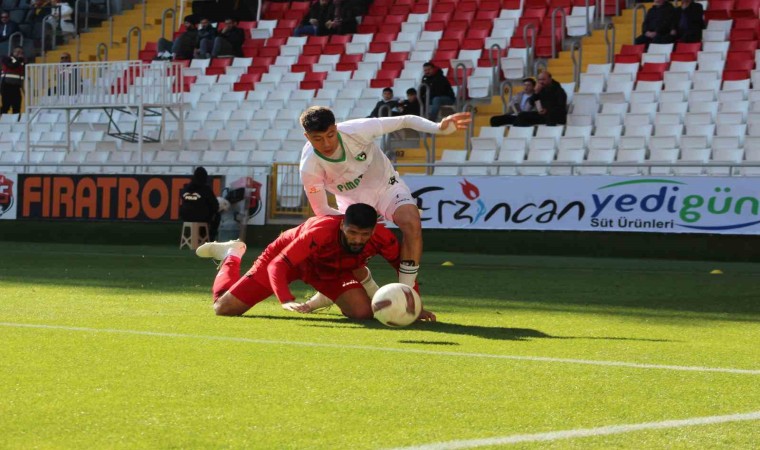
{"left": 196, "top": 203, "right": 436, "bottom": 321}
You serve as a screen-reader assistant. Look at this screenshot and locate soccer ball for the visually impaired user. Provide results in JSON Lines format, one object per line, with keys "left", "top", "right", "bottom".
{"left": 371, "top": 283, "right": 422, "bottom": 327}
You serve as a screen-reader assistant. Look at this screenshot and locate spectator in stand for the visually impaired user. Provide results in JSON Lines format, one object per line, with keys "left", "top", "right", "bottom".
{"left": 673, "top": 0, "right": 704, "bottom": 43}
{"left": 420, "top": 62, "right": 456, "bottom": 121}
{"left": 1, "top": 46, "right": 25, "bottom": 114}
{"left": 212, "top": 17, "right": 245, "bottom": 57}
{"left": 50, "top": 0, "right": 75, "bottom": 38}
{"left": 196, "top": 17, "right": 216, "bottom": 58}
{"left": 490, "top": 72, "right": 566, "bottom": 127}
{"left": 0, "top": 11, "right": 21, "bottom": 43}
{"left": 393, "top": 88, "right": 421, "bottom": 117}
{"left": 27, "top": 0, "right": 53, "bottom": 45}
{"left": 634, "top": 0, "right": 677, "bottom": 46}
{"left": 368, "top": 88, "right": 399, "bottom": 118}
{"left": 294, "top": 0, "right": 334, "bottom": 37}
{"left": 157, "top": 15, "right": 199, "bottom": 60}
{"left": 489, "top": 77, "right": 537, "bottom": 127}
{"left": 326, "top": 0, "right": 357, "bottom": 35}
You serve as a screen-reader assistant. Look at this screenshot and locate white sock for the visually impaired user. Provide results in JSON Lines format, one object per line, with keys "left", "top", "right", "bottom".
{"left": 305, "top": 292, "right": 333, "bottom": 311}
{"left": 360, "top": 268, "right": 380, "bottom": 298}
{"left": 225, "top": 247, "right": 244, "bottom": 259}
{"left": 398, "top": 262, "right": 419, "bottom": 288}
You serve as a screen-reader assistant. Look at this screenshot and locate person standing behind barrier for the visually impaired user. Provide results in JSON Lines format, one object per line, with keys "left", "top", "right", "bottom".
{"left": 1, "top": 46, "right": 24, "bottom": 115}
{"left": 420, "top": 62, "right": 456, "bottom": 121}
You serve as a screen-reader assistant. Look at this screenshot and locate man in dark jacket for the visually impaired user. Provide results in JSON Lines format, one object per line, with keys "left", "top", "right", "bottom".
{"left": 493, "top": 71, "right": 567, "bottom": 127}
{"left": 196, "top": 17, "right": 217, "bottom": 58}
{"left": 634, "top": 0, "right": 677, "bottom": 46}
{"left": 294, "top": 0, "right": 335, "bottom": 37}
{"left": 420, "top": 62, "right": 456, "bottom": 121}
{"left": 393, "top": 88, "right": 421, "bottom": 117}
{"left": 212, "top": 17, "right": 245, "bottom": 57}
{"left": 674, "top": 0, "right": 704, "bottom": 43}
{"left": 368, "top": 88, "right": 398, "bottom": 118}
{"left": 326, "top": 0, "right": 357, "bottom": 35}
{"left": 180, "top": 166, "right": 221, "bottom": 241}
{"left": 158, "top": 15, "right": 199, "bottom": 60}
{"left": 1, "top": 46, "right": 24, "bottom": 114}
{"left": 0, "top": 11, "right": 21, "bottom": 43}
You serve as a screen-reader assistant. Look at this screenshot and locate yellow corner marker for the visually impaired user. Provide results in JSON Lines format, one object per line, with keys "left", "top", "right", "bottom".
{"left": 710, "top": 269, "right": 723, "bottom": 275}
{"left": 442, "top": 261, "right": 454, "bottom": 267}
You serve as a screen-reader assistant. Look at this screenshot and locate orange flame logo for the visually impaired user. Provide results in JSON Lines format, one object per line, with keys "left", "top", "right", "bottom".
{"left": 459, "top": 179, "right": 480, "bottom": 200}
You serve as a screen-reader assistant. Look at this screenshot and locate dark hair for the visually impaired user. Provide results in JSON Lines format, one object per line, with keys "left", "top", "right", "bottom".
{"left": 406, "top": 88, "right": 417, "bottom": 95}
{"left": 344, "top": 203, "right": 378, "bottom": 229}
{"left": 522, "top": 77, "right": 536, "bottom": 86}
{"left": 382, "top": 87, "right": 393, "bottom": 94}
{"left": 192, "top": 166, "right": 209, "bottom": 184}
{"left": 300, "top": 106, "right": 336, "bottom": 133}
{"left": 423, "top": 62, "right": 435, "bottom": 69}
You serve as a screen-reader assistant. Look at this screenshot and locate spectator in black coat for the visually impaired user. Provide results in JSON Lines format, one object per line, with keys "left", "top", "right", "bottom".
{"left": 294, "top": 0, "right": 335, "bottom": 37}
{"left": 326, "top": 0, "right": 357, "bottom": 35}
{"left": 674, "top": 0, "right": 704, "bottom": 43}
{"left": 180, "top": 167, "right": 221, "bottom": 241}
{"left": 196, "top": 17, "right": 217, "bottom": 58}
{"left": 158, "top": 15, "right": 199, "bottom": 60}
{"left": 368, "top": 88, "right": 399, "bottom": 118}
{"left": 0, "top": 11, "right": 21, "bottom": 42}
{"left": 634, "top": 0, "right": 677, "bottom": 46}
{"left": 212, "top": 17, "right": 245, "bottom": 57}
{"left": 1, "top": 46, "right": 25, "bottom": 114}
{"left": 420, "top": 62, "right": 456, "bottom": 120}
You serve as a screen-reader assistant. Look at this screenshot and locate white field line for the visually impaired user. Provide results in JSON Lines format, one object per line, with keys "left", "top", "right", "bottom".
{"left": 389, "top": 410, "right": 760, "bottom": 449}
{"left": 1, "top": 322, "right": 759, "bottom": 375}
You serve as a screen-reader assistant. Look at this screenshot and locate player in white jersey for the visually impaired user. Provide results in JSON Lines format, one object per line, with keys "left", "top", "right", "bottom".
{"left": 297, "top": 106, "right": 470, "bottom": 310}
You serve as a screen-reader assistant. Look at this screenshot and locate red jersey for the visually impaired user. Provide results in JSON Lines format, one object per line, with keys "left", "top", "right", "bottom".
{"left": 252, "top": 215, "right": 400, "bottom": 302}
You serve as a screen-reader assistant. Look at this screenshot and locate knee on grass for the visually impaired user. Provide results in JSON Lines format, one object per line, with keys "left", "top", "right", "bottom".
{"left": 213, "top": 293, "right": 246, "bottom": 316}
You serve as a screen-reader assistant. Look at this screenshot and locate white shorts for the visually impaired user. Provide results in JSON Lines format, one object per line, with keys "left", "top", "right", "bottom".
{"left": 335, "top": 178, "right": 416, "bottom": 221}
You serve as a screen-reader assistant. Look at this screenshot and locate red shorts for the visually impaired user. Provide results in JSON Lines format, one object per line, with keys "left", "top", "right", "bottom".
{"left": 228, "top": 264, "right": 363, "bottom": 306}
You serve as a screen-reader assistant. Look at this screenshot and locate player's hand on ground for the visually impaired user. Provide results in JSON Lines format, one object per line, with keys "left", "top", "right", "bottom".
{"left": 417, "top": 309, "right": 437, "bottom": 322}
{"left": 282, "top": 301, "right": 312, "bottom": 314}
{"left": 439, "top": 112, "right": 472, "bottom": 131}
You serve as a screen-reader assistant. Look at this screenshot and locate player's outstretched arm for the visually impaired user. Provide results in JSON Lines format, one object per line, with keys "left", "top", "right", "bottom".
{"left": 374, "top": 112, "right": 471, "bottom": 137}
{"left": 438, "top": 112, "right": 472, "bottom": 132}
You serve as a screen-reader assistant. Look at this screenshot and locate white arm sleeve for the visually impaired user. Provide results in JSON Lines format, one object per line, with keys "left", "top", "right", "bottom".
{"left": 374, "top": 115, "right": 457, "bottom": 137}
{"left": 301, "top": 170, "right": 342, "bottom": 216}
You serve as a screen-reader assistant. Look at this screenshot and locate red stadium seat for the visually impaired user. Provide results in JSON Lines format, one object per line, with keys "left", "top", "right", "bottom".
{"left": 385, "top": 52, "right": 409, "bottom": 62}
{"left": 641, "top": 62, "right": 669, "bottom": 73}
{"left": 297, "top": 54, "right": 319, "bottom": 65}
{"left": 674, "top": 42, "right": 701, "bottom": 55}
{"left": 614, "top": 54, "right": 642, "bottom": 64}
{"left": 368, "top": 42, "right": 391, "bottom": 53}
{"left": 323, "top": 44, "right": 346, "bottom": 55}
{"left": 329, "top": 34, "right": 351, "bottom": 44}
{"left": 339, "top": 53, "right": 363, "bottom": 64}
{"left": 291, "top": 64, "right": 313, "bottom": 73}
{"left": 670, "top": 52, "right": 697, "bottom": 62}
{"left": 370, "top": 78, "right": 394, "bottom": 88}
{"left": 722, "top": 70, "right": 750, "bottom": 80}
{"left": 336, "top": 62, "right": 358, "bottom": 72}
{"left": 424, "top": 21, "right": 446, "bottom": 32}
{"left": 729, "top": 40, "right": 758, "bottom": 52}
{"left": 620, "top": 44, "right": 646, "bottom": 55}
{"left": 636, "top": 71, "right": 664, "bottom": 82}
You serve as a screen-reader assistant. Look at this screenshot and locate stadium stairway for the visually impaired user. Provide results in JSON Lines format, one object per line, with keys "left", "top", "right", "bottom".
{"left": 45, "top": 0, "right": 181, "bottom": 63}
{"left": 394, "top": 6, "right": 639, "bottom": 174}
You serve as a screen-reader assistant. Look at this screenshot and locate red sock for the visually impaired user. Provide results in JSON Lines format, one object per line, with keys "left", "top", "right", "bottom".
{"left": 213, "top": 256, "right": 241, "bottom": 302}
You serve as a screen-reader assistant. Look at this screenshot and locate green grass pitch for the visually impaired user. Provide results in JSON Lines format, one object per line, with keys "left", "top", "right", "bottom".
{"left": 1, "top": 242, "right": 758, "bottom": 449}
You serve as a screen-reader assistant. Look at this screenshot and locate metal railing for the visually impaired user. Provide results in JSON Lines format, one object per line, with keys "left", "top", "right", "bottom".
{"left": 161, "top": 8, "right": 176, "bottom": 40}
{"left": 7, "top": 32, "right": 23, "bottom": 56}
{"left": 125, "top": 26, "right": 142, "bottom": 61}
{"left": 604, "top": 22, "right": 616, "bottom": 64}
{"left": 632, "top": 4, "right": 648, "bottom": 44}
{"left": 40, "top": 14, "right": 57, "bottom": 62}
{"left": 452, "top": 62, "right": 469, "bottom": 111}
{"left": 418, "top": 83, "right": 434, "bottom": 175}
{"left": 551, "top": 7, "right": 567, "bottom": 59}
{"left": 96, "top": 42, "right": 108, "bottom": 61}
{"left": 523, "top": 23, "right": 537, "bottom": 76}
{"left": 570, "top": 40, "right": 583, "bottom": 90}
{"left": 584, "top": 0, "right": 593, "bottom": 36}
{"left": 378, "top": 103, "right": 395, "bottom": 162}
{"left": 488, "top": 44, "right": 502, "bottom": 96}
{"left": 463, "top": 102, "right": 475, "bottom": 155}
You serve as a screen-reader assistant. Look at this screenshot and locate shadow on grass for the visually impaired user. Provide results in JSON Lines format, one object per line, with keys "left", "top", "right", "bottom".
{"left": 240, "top": 315, "right": 675, "bottom": 343}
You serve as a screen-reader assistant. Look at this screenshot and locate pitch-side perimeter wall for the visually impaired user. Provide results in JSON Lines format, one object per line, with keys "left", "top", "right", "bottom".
{"left": 404, "top": 176, "right": 760, "bottom": 235}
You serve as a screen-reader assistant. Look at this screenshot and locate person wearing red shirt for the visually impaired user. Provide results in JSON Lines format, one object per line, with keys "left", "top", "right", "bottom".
{"left": 196, "top": 203, "right": 436, "bottom": 321}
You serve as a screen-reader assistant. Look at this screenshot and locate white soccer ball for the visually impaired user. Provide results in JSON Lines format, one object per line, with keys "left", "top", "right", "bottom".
{"left": 371, "top": 283, "right": 422, "bottom": 327}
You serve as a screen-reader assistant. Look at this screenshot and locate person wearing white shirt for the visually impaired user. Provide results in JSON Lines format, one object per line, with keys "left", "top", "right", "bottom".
{"left": 489, "top": 77, "right": 536, "bottom": 127}
{"left": 298, "top": 107, "right": 471, "bottom": 310}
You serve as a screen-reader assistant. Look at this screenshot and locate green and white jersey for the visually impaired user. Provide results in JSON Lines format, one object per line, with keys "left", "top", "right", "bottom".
{"left": 300, "top": 115, "right": 454, "bottom": 216}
